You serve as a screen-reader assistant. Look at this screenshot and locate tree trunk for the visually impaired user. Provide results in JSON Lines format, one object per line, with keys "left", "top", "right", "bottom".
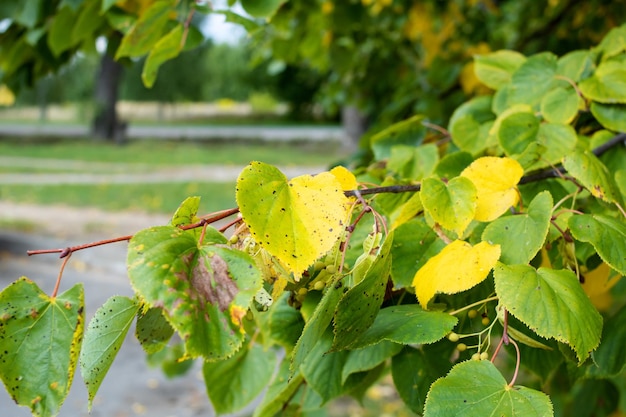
{"left": 93, "top": 49, "right": 126, "bottom": 143}
{"left": 341, "top": 105, "right": 368, "bottom": 150}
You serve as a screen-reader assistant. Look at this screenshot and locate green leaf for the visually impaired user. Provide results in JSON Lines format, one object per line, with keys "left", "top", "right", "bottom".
{"left": 48, "top": 6, "right": 77, "bottom": 56}
{"left": 71, "top": 0, "right": 103, "bottom": 44}
{"left": 342, "top": 341, "right": 402, "bottom": 383}
{"left": 388, "top": 144, "right": 439, "bottom": 181}
{"left": 496, "top": 107, "right": 540, "bottom": 156}
{"left": 218, "top": 10, "right": 262, "bottom": 33}
{"left": 135, "top": 307, "right": 174, "bottom": 354}
{"left": 146, "top": 343, "right": 193, "bottom": 378}
{"left": 236, "top": 162, "right": 348, "bottom": 279}
{"left": 253, "top": 360, "right": 304, "bottom": 417}
{"left": 448, "top": 96, "right": 496, "bottom": 154}
{"left": 590, "top": 102, "right": 626, "bottom": 132}
{"left": 421, "top": 176, "right": 477, "bottom": 236}
{"left": 0, "top": 278, "right": 84, "bottom": 417}
{"left": 569, "top": 214, "right": 626, "bottom": 276}
{"left": 291, "top": 278, "right": 345, "bottom": 373}
{"left": 474, "top": 50, "right": 526, "bottom": 90}
{"left": 370, "top": 114, "right": 426, "bottom": 160}
{"left": 127, "top": 226, "right": 262, "bottom": 360}
{"left": 101, "top": 0, "right": 117, "bottom": 13}
{"left": 494, "top": 264, "right": 602, "bottom": 362}
{"left": 266, "top": 293, "right": 305, "bottom": 352}
{"left": 482, "top": 191, "right": 552, "bottom": 265}
{"left": 532, "top": 122, "right": 577, "bottom": 168}
{"left": 596, "top": 24, "right": 626, "bottom": 59}
{"left": 563, "top": 150, "right": 622, "bottom": 204}
{"left": 556, "top": 50, "right": 594, "bottom": 82}
{"left": 507, "top": 52, "right": 558, "bottom": 108}
{"left": 142, "top": 24, "right": 183, "bottom": 88}
{"left": 204, "top": 344, "right": 277, "bottom": 414}
{"left": 59, "top": 0, "right": 84, "bottom": 10}
{"left": 240, "top": 0, "right": 285, "bottom": 18}
{"left": 80, "top": 296, "right": 139, "bottom": 409}
{"left": 14, "top": 0, "right": 44, "bottom": 28}
{"left": 579, "top": 68, "right": 626, "bottom": 104}
{"left": 390, "top": 218, "right": 445, "bottom": 288}
{"left": 588, "top": 305, "right": 626, "bottom": 377}
{"left": 301, "top": 330, "right": 348, "bottom": 403}
{"left": 115, "top": 0, "right": 174, "bottom": 59}
{"left": 332, "top": 235, "right": 393, "bottom": 350}
{"left": 349, "top": 305, "right": 457, "bottom": 349}
{"left": 540, "top": 86, "right": 580, "bottom": 124}
{"left": 424, "top": 360, "right": 553, "bottom": 417}
{"left": 435, "top": 151, "right": 474, "bottom": 179}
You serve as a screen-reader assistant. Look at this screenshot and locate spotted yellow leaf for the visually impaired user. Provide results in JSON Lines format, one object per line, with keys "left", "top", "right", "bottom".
{"left": 412, "top": 240, "right": 501, "bottom": 308}
{"left": 461, "top": 156, "right": 524, "bottom": 221}
{"left": 236, "top": 162, "right": 349, "bottom": 280}
{"left": 330, "top": 165, "right": 358, "bottom": 192}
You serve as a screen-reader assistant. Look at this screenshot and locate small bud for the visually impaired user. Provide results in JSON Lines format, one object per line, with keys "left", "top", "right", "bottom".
{"left": 467, "top": 309, "right": 478, "bottom": 319}
{"left": 456, "top": 343, "right": 467, "bottom": 352}
{"left": 448, "top": 332, "right": 460, "bottom": 343}
{"left": 480, "top": 352, "right": 489, "bottom": 361}
{"left": 313, "top": 281, "right": 326, "bottom": 291}
{"left": 482, "top": 317, "right": 490, "bottom": 326}
{"left": 471, "top": 353, "right": 481, "bottom": 361}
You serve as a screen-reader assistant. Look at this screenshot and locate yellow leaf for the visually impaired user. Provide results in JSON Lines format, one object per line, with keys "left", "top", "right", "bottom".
{"left": 0, "top": 85, "right": 15, "bottom": 106}
{"left": 412, "top": 240, "right": 501, "bottom": 308}
{"left": 582, "top": 263, "right": 622, "bottom": 311}
{"left": 236, "top": 162, "right": 349, "bottom": 280}
{"left": 330, "top": 165, "right": 358, "bottom": 192}
{"left": 460, "top": 157, "right": 524, "bottom": 221}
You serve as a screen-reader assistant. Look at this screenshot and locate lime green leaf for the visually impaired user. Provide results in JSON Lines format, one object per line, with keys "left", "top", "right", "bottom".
{"left": 413, "top": 240, "right": 501, "bottom": 308}
{"left": 461, "top": 156, "right": 524, "bottom": 222}
{"left": 170, "top": 196, "right": 200, "bottom": 227}
{"left": 142, "top": 24, "right": 183, "bottom": 88}
{"left": 474, "top": 50, "right": 526, "bottom": 89}
{"left": 390, "top": 192, "right": 424, "bottom": 230}
{"left": 563, "top": 150, "right": 621, "bottom": 203}
{"left": 569, "top": 214, "right": 626, "bottom": 275}
{"left": 71, "top": 0, "right": 102, "bottom": 44}
{"left": 421, "top": 177, "right": 477, "bottom": 236}
{"left": 236, "top": 162, "right": 348, "bottom": 279}
{"left": 217, "top": 10, "right": 261, "bottom": 33}
{"left": 48, "top": 6, "right": 76, "bottom": 56}
{"left": 482, "top": 191, "right": 553, "bottom": 265}
{"left": 291, "top": 278, "right": 345, "bottom": 373}
{"left": 101, "top": 0, "right": 117, "bottom": 12}
{"left": 127, "top": 226, "right": 262, "bottom": 360}
{"left": 494, "top": 264, "right": 602, "bottom": 362}
{"left": 424, "top": 360, "right": 553, "bottom": 417}
{"left": 349, "top": 305, "right": 457, "bottom": 349}
{"left": 80, "top": 296, "right": 139, "bottom": 409}
{"left": 390, "top": 218, "right": 445, "bottom": 288}
{"left": 507, "top": 52, "right": 558, "bottom": 107}
{"left": 587, "top": 305, "right": 626, "bottom": 377}
{"left": 342, "top": 341, "right": 402, "bottom": 383}
{"left": 253, "top": 360, "right": 304, "bottom": 417}
{"left": 388, "top": 143, "right": 439, "bottom": 181}
{"left": 596, "top": 24, "right": 626, "bottom": 59}
{"left": 301, "top": 331, "right": 348, "bottom": 403}
{"left": 135, "top": 307, "right": 174, "bottom": 354}
{"left": 0, "top": 278, "right": 84, "bottom": 417}
{"left": 556, "top": 50, "right": 594, "bottom": 82}
{"left": 579, "top": 68, "right": 626, "bottom": 104}
{"left": 541, "top": 86, "right": 580, "bottom": 124}
{"left": 204, "top": 344, "right": 277, "bottom": 414}
{"left": 448, "top": 96, "right": 495, "bottom": 154}
{"left": 240, "top": 0, "right": 285, "bottom": 18}
{"left": 370, "top": 114, "right": 426, "bottom": 160}
{"left": 590, "top": 102, "right": 626, "bottom": 132}
{"left": 115, "top": 0, "right": 174, "bottom": 59}
{"left": 495, "top": 106, "right": 540, "bottom": 156}
{"left": 533, "top": 123, "right": 577, "bottom": 168}
{"left": 332, "top": 235, "right": 393, "bottom": 350}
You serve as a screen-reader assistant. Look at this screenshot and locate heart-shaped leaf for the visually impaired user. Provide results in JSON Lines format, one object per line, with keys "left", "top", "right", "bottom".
{"left": 421, "top": 176, "right": 477, "bottom": 236}
{"left": 236, "top": 162, "right": 349, "bottom": 279}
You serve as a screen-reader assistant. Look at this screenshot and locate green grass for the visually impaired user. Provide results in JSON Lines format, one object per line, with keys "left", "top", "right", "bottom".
{"left": 0, "top": 138, "right": 344, "bottom": 167}
{"left": 0, "top": 182, "right": 237, "bottom": 214}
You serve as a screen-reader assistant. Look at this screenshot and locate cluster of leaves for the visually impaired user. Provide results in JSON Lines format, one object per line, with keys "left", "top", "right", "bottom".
{"left": 0, "top": 0, "right": 207, "bottom": 93}
{"left": 2, "top": 13, "right": 626, "bottom": 417}
{"left": 241, "top": 0, "right": 625, "bottom": 127}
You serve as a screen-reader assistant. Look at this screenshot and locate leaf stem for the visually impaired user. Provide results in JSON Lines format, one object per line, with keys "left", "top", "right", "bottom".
{"left": 52, "top": 252, "right": 72, "bottom": 298}
{"left": 448, "top": 295, "right": 498, "bottom": 316}
{"left": 508, "top": 338, "right": 521, "bottom": 388}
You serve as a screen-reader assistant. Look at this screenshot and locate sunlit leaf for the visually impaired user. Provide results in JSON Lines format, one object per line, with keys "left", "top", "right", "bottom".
{"left": 0, "top": 278, "right": 84, "bottom": 417}
{"left": 482, "top": 191, "right": 552, "bottom": 265}
{"left": 204, "top": 344, "right": 277, "bottom": 414}
{"left": 350, "top": 305, "right": 458, "bottom": 349}
{"left": 563, "top": 150, "right": 622, "bottom": 204}
{"left": 569, "top": 214, "right": 626, "bottom": 275}
{"left": 579, "top": 68, "right": 626, "bottom": 104}
{"left": 115, "top": 0, "right": 173, "bottom": 59}
{"left": 424, "top": 360, "right": 553, "bottom": 417}
{"left": 413, "top": 240, "right": 501, "bottom": 308}
{"left": 474, "top": 50, "right": 526, "bottom": 89}
{"left": 330, "top": 165, "right": 358, "bottom": 192}
{"left": 80, "top": 296, "right": 139, "bottom": 409}
{"left": 421, "top": 176, "right": 477, "bottom": 236}
{"left": 540, "top": 86, "right": 580, "bottom": 124}
{"left": 236, "top": 162, "right": 348, "bottom": 279}
{"left": 460, "top": 156, "right": 524, "bottom": 222}
{"left": 494, "top": 264, "right": 602, "bottom": 362}
{"left": 556, "top": 50, "right": 594, "bottom": 82}
{"left": 142, "top": 24, "right": 183, "bottom": 88}
{"left": 127, "top": 226, "right": 262, "bottom": 360}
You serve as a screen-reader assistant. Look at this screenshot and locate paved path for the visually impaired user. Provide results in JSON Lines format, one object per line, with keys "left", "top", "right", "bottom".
{"left": 0, "top": 123, "right": 346, "bottom": 143}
